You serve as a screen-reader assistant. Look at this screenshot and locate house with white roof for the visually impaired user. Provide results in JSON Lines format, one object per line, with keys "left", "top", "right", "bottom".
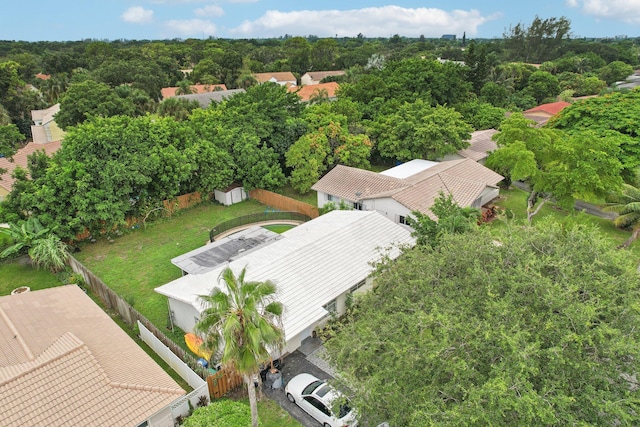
{"left": 311, "top": 158, "right": 504, "bottom": 225}
{"left": 155, "top": 210, "right": 414, "bottom": 355}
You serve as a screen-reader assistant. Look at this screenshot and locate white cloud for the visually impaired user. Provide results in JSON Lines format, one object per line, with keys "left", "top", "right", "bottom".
{"left": 164, "top": 19, "right": 217, "bottom": 37}
{"left": 121, "top": 6, "right": 154, "bottom": 24}
{"left": 568, "top": 0, "right": 640, "bottom": 23}
{"left": 195, "top": 5, "right": 225, "bottom": 17}
{"left": 230, "top": 6, "right": 495, "bottom": 38}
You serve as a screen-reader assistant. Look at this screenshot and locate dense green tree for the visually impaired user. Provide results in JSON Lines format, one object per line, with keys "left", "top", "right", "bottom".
{"left": 195, "top": 267, "right": 284, "bottom": 427}
{"left": 548, "top": 90, "right": 640, "bottom": 181}
{"left": 284, "top": 37, "right": 310, "bottom": 76}
{"left": 408, "top": 192, "right": 480, "bottom": 247}
{"left": 0, "top": 123, "right": 25, "bottom": 161}
{"left": 503, "top": 16, "right": 572, "bottom": 62}
{"left": 372, "top": 100, "right": 472, "bottom": 161}
{"left": 286, "top": 105, "right": 372, "bottom": 193}
{"left": 325, "top": 220, "right": 640, "bottom": 426}
{"left": 456, "top": 100, "right": 506, "bottom": 130}
{"left": 599, "top": 60, "right": 634, "bottom": 86}
{"left": 310, "top": 38, "right": 339, "bottom": 70}
{"left": 56, "top": 80, "right": 135, "bottom": 129}
{"left": 486, "top": 113, "right": 623, "bottom": 222}
{"left": 525, "top": 70, "right": 560, "bottom": 103}
{"left": 464, "top": 41, "right": 489, "bottom": 93}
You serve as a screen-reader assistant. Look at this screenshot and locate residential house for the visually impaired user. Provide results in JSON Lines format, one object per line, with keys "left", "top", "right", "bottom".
{"left": 312, "top": 158, "right": 504, "bottom": 225}
{"left": 441, "top": 129, "right": 499, "bottom": 164}
{"left": 31, "top": 103, "right": 65, "bottom": 144}
{"left": 0, "top": 140, "right": 62, "bottom": 199}
{"left": 523, "top": 101, "right": 571, "bottom": 126}
{"left": 0, "top": 285, "right": 185, "bottom": 427}
{"left": 174, "top": 88, "right": 245, "bottom": 108}
{"left": 300, "top": 71, "right": 345, "bottom": 86}
{"left": 155, "top": 210, "right": 414, "bottom": 355}
{"left": 252, "top": 72, "right": 297, "bottom": 87}
{"left": 160, "top": 84, "right": 227, "bottom": 99}
{"left": 288, "top": 82, "right": 339, "bottom": 103}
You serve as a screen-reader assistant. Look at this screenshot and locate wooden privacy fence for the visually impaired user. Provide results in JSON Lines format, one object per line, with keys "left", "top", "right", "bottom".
{"left": 67, "top": 255, "right": 208, "bottom": 378}
{"left": 207, "top": 368, "right": 244, "bottom": 399}
{"left": 68, "top": 255, "right": 245, "bottom": 398}
{"left": 249, "top": 189, "right": 319, "bottom": 219}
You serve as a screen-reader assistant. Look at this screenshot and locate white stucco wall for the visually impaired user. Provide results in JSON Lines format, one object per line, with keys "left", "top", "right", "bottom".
{"left": 475, "top": 187, "right": 500, "bottom": 208}
{"left": 168, "top": 298, "right": 200, "bottom": 333}
{"left": 316, "top": 192, "right": 412, "bottom": 228}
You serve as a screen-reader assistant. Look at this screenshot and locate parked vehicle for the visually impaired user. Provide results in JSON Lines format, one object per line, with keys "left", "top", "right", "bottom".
{"left": 285, "top": 373, "right": 358, "bottom": 427}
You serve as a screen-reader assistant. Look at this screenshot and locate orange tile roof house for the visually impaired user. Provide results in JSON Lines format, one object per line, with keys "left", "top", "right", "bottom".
{"left": 252, "top": 72, "right": 297, "bottom": 86}
{"left": 288, "top": 82, "right": 339, "bottom": 102}
{"left": 160, "top": 84, "right": 227, "bottom": 99}
{"left": 312, "top": 158, "right": 504, "bottom": 223}
{"left": 0, "top": 286, "right": 185, "bottom": 427}
{"left": 523, "top": 101, "right": 571, "bottom": 126}
{"left": 300, "top": 70, "right": 346, "bottom": 86}
{"left": 0, "top": 140, "right": 62, "bottom": 199}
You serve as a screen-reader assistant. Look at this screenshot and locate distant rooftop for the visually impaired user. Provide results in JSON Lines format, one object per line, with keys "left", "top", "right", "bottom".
{"left": 171, "top": 226, "right": 280, "bottom": 275}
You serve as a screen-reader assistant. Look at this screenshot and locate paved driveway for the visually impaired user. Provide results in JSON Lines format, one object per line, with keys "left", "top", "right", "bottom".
{"left": 263, "top": 338, "right": 334, "bottom": 427}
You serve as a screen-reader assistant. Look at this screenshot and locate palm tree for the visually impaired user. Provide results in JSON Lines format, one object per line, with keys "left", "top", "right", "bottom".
{"left": 603, "top": 183, "right": 640, "bottom": 249}
{"left": 174, "top": 79, "right": 197, "bottom": 96}
{"left": 195, "top": 266, "right": 284, "bottom": 427}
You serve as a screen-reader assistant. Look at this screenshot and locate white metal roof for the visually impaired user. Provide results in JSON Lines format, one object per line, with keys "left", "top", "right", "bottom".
{"left": 379, "top": 159, "right": 438, "bottom": 179}
{"left": 155, "top": 210, "right": 414, "bottom": 342}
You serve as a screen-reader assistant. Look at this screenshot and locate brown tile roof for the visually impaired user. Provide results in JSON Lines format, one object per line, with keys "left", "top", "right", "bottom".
{"left": 0, "top": 286, "right": 185, "bottom": 426}
{"left": 253, "top": 72, "right": 297, "bottom": 84}
{"left": 311, "top": 165, "right": 407, "bottom": 201}
{"left": 303, "top": 71, "right": 346, "bottom": 81}
{"left": 35, "top": 73, "right": 50, "bottom": 80}
{"left": 0, "top": 141, "right": 62, "bottom": 193}
{"left": 312, "top": 158, "right": 503, "bottom": 216}
{"left": 161, "top": 84, "right": 227, "bottom": 99}
{"left": 288, "top": 82, "right": 340, "bottom": 102}
{"left": 457, "top": 129, "right": 498, "bottom": 161}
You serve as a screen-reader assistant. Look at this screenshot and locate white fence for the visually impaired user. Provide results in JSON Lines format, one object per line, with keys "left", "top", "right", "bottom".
{"left": 138, "top": 321, "right": 210, "bottom": 427}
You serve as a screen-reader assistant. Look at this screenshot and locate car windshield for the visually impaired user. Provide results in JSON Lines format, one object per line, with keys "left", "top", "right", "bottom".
{"left": 302, "top": 380, "right": 324, "bottom": 395}
{"left": 338, "top": 401, "right": 353, "bottom": 418}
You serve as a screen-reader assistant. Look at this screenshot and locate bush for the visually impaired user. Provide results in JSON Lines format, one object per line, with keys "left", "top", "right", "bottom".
{"left": 182, "top": 399, "right": 258, "bottom": 427}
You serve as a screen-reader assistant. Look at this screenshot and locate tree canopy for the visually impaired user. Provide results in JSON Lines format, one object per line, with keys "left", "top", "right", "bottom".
{"left": 325, "top": 220, "right": 640, "bottom": 426}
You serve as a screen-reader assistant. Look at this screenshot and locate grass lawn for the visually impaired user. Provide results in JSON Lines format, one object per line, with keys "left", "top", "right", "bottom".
{"left": 491, "top": 187, "right": 640, "bottom": 257}
{"left": 0, "top": 258, "right": 62, "bottom": 296}
{"left": 75, "top": 200, "right": 267, "bottom": 332}
{"left": 257, "top": 399, "right": 302, "bottom": 427}
{"left": 263, "top": 224, "right": 296, "bottom": 233}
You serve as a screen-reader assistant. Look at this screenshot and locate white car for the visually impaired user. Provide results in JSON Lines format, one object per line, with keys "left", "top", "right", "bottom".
{"left": 285, "top": 373, "right": 358, "bottom": 427}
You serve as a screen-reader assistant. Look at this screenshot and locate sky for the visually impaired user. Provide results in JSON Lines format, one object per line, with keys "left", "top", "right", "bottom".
{"left": 2, "top": 1, "right": 640, "bottom": 42}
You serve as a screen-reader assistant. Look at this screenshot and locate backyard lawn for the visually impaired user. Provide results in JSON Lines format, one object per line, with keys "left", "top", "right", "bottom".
{"left": 74, "top": 199, "right": 268, "bottom": 330}
{"left": 0, "top": 259, "right": 62, "bottom": 296}
{"left": 491, "top": 187, "right": 640, "bottom": 257}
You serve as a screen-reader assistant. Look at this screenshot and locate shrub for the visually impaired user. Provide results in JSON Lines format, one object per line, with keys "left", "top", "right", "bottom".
{"left": 182, "top": 399, "right": 258, "bottom": 427}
